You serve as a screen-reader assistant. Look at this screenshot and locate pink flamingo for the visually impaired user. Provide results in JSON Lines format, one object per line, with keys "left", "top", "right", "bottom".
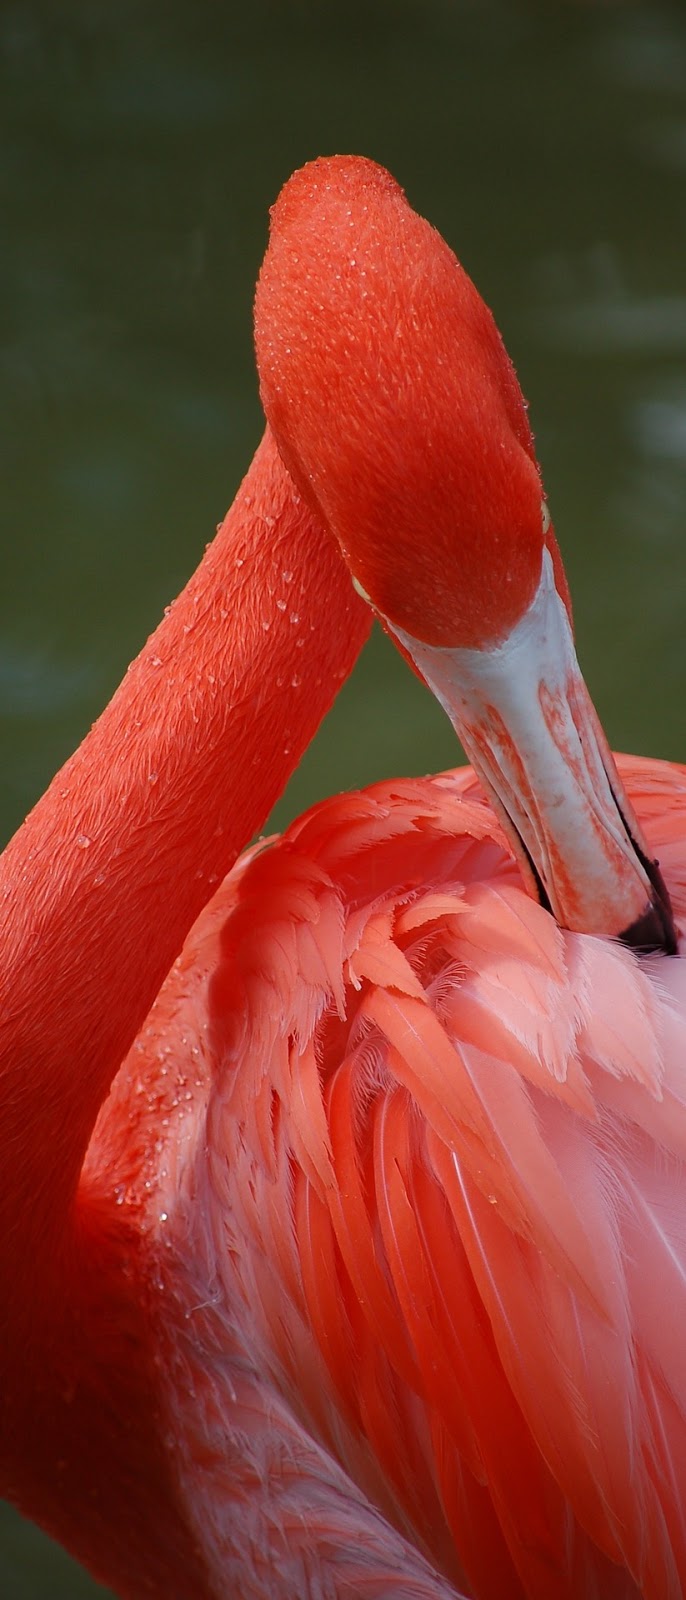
{"left": 1, "top": 156, "right": 685, "bottom": 1600}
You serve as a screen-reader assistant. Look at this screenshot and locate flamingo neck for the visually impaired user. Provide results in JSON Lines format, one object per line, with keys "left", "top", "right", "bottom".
{"left": 0, "top": 426, "right": 369, "bottom": 1299}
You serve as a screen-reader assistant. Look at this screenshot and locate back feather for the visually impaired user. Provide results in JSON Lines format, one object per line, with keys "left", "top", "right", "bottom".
{"left": 97, "top": 756, "right": 686, "bottom": 1599}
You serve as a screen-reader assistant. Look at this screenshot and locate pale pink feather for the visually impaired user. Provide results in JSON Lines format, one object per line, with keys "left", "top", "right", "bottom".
{"left": 85, "top": 754, "right": 686, "bottom": 1599}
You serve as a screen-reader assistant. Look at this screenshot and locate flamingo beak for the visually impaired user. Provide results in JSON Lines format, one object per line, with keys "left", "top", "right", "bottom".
{"left": 386, "top": 548, "right": 677, "bottom": 955}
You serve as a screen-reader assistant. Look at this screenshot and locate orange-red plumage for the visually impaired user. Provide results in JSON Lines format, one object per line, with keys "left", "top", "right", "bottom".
{"left": 255, "top": 154, "right": 569, "bottom": 649}
{"left": 1, "top": 157, "right": 685, "bottom": 1600}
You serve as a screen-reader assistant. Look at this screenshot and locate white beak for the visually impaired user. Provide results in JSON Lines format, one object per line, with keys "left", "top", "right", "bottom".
{"left": 390, "top": 548, "right": 676, "bottom": 952}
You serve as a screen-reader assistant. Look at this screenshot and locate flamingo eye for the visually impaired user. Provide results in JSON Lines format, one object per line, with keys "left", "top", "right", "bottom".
{"left": 541, "top": 501, "right": 551, "bottom": 535}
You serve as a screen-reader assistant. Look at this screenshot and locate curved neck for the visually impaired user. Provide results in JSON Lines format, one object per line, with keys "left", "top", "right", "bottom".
{"left": 0, "top": 427, "right": 370, "bottom": 1295}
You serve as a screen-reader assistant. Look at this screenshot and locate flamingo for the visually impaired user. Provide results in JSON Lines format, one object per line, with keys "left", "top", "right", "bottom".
{"left": 1, "top": 154, "right": 685, "bottom": 1600}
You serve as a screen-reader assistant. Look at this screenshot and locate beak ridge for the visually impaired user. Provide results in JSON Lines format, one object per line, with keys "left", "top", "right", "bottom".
{"left": 388, "top": 549, "right": 677, "bottom": 955}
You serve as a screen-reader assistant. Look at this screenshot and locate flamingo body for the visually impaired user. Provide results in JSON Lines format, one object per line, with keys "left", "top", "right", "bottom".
{"left": 2, "top": 157, "right": 686, "bottom": 1600}
{"left": 83, "top": 754, "right": 685, "bottom": 1600}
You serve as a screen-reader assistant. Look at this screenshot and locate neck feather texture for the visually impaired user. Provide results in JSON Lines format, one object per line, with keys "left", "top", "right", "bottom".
{"left": 0, "top": 425, "right": 370, "bottom": 1306}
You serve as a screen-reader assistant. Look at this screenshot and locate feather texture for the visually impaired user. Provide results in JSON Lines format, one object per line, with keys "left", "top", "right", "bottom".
{"left": 84, "top": 755, "right": 686, "bottom": 1598}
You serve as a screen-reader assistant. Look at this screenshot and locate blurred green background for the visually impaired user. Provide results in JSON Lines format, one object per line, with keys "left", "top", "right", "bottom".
{"left": 2, "top": 0, "right": 686, "bottom": 1593}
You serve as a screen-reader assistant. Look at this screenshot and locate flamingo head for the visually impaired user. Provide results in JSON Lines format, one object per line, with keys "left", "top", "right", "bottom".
{"left": 255, "top": 155, "right": 562, "bottom": 652}
{"left": 255, "top": 156, "right": 676, "bottom": 954}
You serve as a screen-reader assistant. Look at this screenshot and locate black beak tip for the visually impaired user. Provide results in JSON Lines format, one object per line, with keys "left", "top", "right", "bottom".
{"left": 620, "top": 860, "right": 678, "bottom": 957}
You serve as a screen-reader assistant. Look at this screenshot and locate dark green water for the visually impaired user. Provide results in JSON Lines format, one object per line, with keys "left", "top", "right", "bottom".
{"left": 2, "top": 1, "right": 686, "bottom": 1592}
